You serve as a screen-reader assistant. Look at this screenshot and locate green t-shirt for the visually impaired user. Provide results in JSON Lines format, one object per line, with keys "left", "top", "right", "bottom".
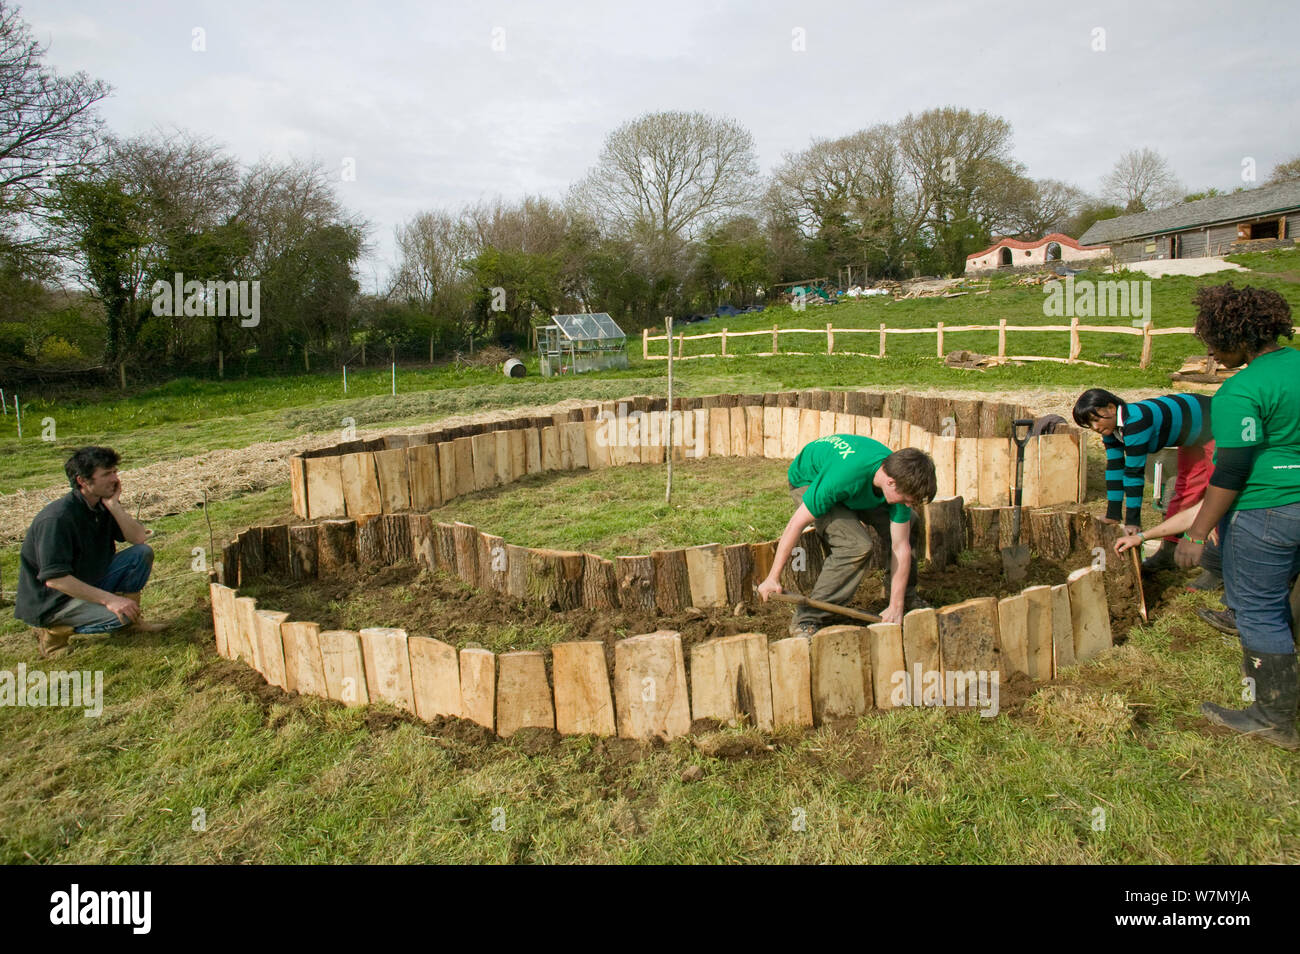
{"left": 1211, "top": 346, "right": 1300, "bottom": 511}
{"left": 787, "top": 434, "right": 912, "bottom": 522}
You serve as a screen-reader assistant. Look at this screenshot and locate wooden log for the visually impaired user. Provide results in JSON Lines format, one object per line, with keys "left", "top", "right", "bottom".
{"left": 797, "top": 406, "right": 820, "bottom": 453}
{"left": 997, "top": 593, "right": 1030, "bottom": 676}
{"left": 408, "top": 514, "right": 435, "bottom": 572}
{"left": 639, "top": 411, "right": 663, "bottom": 465}
{"left": 923, "top": 497, "right": 963, "bottom": 568}
{"left": 722, "top": 543, "right": 754, "bottom": 606}
{"left": 690, "top": 408, "right": 710, "bottom": 458}
{"left": 209, "top": 582, "right": 236, "bottom": 659}
{"left": 503, "top": 427, "right": 526, "bottom": 482}
{"left": 458, "top": 648, "right": 495, "bottom": 730}
{"left": 319, "top": 630, "right": 369, "bottom": 706}
{"left": 1076, "top": 514, "right": 1143, "bottom": 631}
{"left": 1021, "top": 585, "right": 1056, "bottom": 681}
{"left": 340, "top": 451, "right": 382, "bottom": 517}
{"left": 552, "top": 641, "right": 616, "bottom": 736}
{"left": 359, "top": 627, "right": 416, "bottom": 713}
{"left": 1067, "top": 567, "right": 1112, "bottom": 662}
{"left": 471, "top": 432, "right": 497, "bottom": 489}
{"left": 581, "top": 554, "right": 618, "bottom": 610}
{"left": 304, "top": 455, "right": 347, "bottom": 519}
{"left": 936, "top": 597, "right": 1000, "bottom": 700}
{"left": 503, "top": 543, "right": 527, "bottom": 599}
{"left": 281, "top": 620, "right": 326, "bottom": 697}
{"left": 584, "top": 419, "right": 611, "bottom": 470}
{"left": 768, "top": 636, "right": 814, "bottom": 729}
{"left": 562, "top": 421, "right": 589, "bottom": 470}
{"left": 523, "top": 428, "right": 542, "bottom": 475}
{"left": 221, "top": 540, "right": 239, "bottom": 587}
{"left": 1050, "top": 583, "right": 1076, "bottom": 675}
{"left": 540, "top": 426, "right": 561, "bottom": 471}
{"left": 237, "top": 526, "right": 265, "bottom": 584}
{"left": 902, "top": 607, "right": 941, "bottom": 705}
{"left": 781, "top": 406, "right": 802, "bottom": 459}
{"left": 288, "top": 525, "right": 317, "bottom": 581}
{"left": 356, "top": 513, "right": 386, "bottom": 566}
{"left": 652, "top": 548, "right": 691, "bottom": 613}
{"left": 954, "top": 437, "right": 980, "bottom": 503}
{"left": 288, "top": 455, "right": 308, "bottom": 519}
{"left": 745, "top": 405, "right": 765, "bottom": 458}
{"left": 260, "top": 524, "right": 289, "bottom": 579}
{"left": 978, "top": 437, "right": 1011, "bottom": 507}
{"left": 1034, "top": 433, "right": 1082, "bottom": 506}
{"left": 951, "top": 399, "right": 980, "bottom": 439}
{"left": 783, "top": 526, "right": 824, "bottom": 595}
{"left": 762, "top": 406, "right": 782, "bottom": 459}
{"left": 750, "top": 540, "right": 777, "bottom": 587}
{"left": 383, "top": 512, "right": 411, "bottom": 565}
{"left": 494, "top": 430, "right": 513, "bottom": 485}
{"left": 478, "top": 532, "right": 507, "bottom": 593}
{"left": 997, "top": 506, "right": 1022, "bottom": 551}
{"left": 929, "top": 434, "right": 956, "bottom": 499}
{"left": 1028, "top": 509, "right": 1073, "bottom": 562}
{"left": 315, "top": 519, "right": 357, "bottom": 576}
{"left": 689, "top": 632, "right": 774, "bottom": 730}
{"left": 453, "top": 521, "right": 480, "bottom": 586}
{"left": 810, "top": 625, "right": 871, "bottom": 723}
{"left": 965, "top": 507, "right": 999, "bottom": 552}
{"left": 867, "top": 621, "right": 906, "bottom": 710}
{"left": 434, "top": 522, "right": 457, "bottom": 573}
{"left": 437, "top": 442, "right": 458, "bottom": 503}
{"left": 407, "top": 443, "right": 442, "bottom": 510}
{"left": 708, "top": 407, "right": 731, "bottom": 458}
{"left": 684, "top": 543, "right": 727, "bottom": 609}
{"left": 730, "top": 406, "right": 748, "bottom": 457}
{"left": 496, "top": 651, "right": 555, "bottom": 737}
{"left": 523, "top": 548, "right": 584, "bottom": 610}
{"left": 452, "top": 436, "right": 476, "bottom": 497}
{"left": 613, "top": 631, "right": 692, "bottom": 741}
{"left": 233, "top": 595, "right": 260, "bottom": 668}
{"left": 615, "top": 555, "right": 657, "bottom": 611}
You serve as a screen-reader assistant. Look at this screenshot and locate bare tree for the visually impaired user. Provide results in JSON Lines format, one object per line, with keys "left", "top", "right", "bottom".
{"left": 0, "top": 0, "right": 109, "bottom": 260}
{"left": 1101, "top": 148, "right": 1183, "bottom": 213}
{"left": 391, "top": 207, "right": 475, "bottom": 313}
{"left": 573, "top": 111, "right": 759, "bottom": 243}
{"left": 1265, "top": 155, "right": 1300, "bottom": 186}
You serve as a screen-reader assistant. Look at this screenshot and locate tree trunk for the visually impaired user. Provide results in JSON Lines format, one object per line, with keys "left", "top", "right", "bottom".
{"left": 316, "top": 519, "right": 358, "bottom": 576}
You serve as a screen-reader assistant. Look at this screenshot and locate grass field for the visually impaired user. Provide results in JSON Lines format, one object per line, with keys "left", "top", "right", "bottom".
{"left": 1, "top": 251, "right": 1298, "bottom": 864}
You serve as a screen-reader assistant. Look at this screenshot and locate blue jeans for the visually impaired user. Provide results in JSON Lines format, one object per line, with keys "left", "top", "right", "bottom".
{"left": 45, "top": 544, "right": 155, "bottom": 634}
{"left": 1220, "top": 504, "right": 1300, "bottom": 655}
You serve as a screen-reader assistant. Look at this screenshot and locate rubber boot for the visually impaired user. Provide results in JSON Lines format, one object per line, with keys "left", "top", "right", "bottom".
{"left": 116, "top": 592, "right": 169, "bottom": 633}
{"left": 36, "top": 625, "right": 75, "bottom": 659}
{"left": 1141, "top": 539, "right": 1177, "bottom": 573}
{"left": 1201, "top": 650, "right": 1299, "bottom": 750}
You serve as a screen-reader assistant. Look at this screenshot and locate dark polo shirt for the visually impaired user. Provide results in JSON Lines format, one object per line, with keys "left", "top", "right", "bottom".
{"left": 15, "top": 491, "right": 124, "bottom": 626}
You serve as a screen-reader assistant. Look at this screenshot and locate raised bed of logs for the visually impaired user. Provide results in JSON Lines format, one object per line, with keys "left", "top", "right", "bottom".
{"left": 208, "top": 390, "right": 1122, "bottom": 741}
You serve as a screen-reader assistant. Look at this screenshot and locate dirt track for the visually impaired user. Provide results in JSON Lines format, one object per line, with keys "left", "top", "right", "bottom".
{"left": 0, "top": 385, "right": 1208, "bottom": 545}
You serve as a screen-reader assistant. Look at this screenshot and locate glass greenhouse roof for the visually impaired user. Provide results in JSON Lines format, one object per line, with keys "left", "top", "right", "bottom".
{"left": 549, "top": 313, "right": 626, "bottom": 342}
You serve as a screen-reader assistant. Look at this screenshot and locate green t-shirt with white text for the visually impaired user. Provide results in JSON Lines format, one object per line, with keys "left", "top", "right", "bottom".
{"left": 787, "top": 434, "right": 912, "bottom": 522}
{"left": 1211, "top": 346, "right": 1300, "bottom": 511}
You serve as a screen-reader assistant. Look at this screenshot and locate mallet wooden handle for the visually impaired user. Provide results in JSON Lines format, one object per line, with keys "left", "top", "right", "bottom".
{"left": 766, "top": 590, "right": 882, "bottom": 624}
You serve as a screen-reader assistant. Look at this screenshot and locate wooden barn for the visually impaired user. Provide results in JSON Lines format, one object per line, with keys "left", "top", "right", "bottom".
{"left": 1078, "top": 179, "right": 1300, "bottom": 263}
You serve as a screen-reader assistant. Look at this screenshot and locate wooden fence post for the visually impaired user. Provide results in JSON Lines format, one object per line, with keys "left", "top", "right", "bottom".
{"left": 1139, "top": 320, "right": 1153, "bottom": 369}
{"left": 1069, "top": 314, "right": 1080, "bottom": 363}
{"left": 772, "top": 324, "right": 779, "bottom": 354}
{"left": 998, "top": 318, "right": 1007, "bottom": 358}
{"left": 677, "top": 333, "right": 684, "bottom": 359}
{"left": 721, "top": 328, "right": 727, "bottom": 356}
{"left": 642, "top": 327, "right": 649, "bottom": 360}
{"left": 878, "top": 323, "right": 886, "bottom": 359}
{"left": 936, "top": 321, "right": 944, "bottom": 358}
{"left": 827, "top": 322, "right": 834, "bottom": 355}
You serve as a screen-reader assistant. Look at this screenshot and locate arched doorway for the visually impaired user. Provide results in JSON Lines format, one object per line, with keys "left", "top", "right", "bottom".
{"left": 1045, "top": 242, "right": 1062, "bottom": 261}
{"left": 998, "top": 246, "right": 1013, "bottom": 267}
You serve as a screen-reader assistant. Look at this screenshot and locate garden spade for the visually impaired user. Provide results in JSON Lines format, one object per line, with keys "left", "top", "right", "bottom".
{"left": 765, "top": 590, "right": 882, "bottom": 625}
{"left": 1001, "top": 418, "right": 1035, "bottom": 583}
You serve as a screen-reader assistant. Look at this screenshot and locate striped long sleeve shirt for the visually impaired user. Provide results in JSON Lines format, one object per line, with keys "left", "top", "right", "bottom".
{"left": 1104, "top": 393, "right": 1213, "bottom": 526}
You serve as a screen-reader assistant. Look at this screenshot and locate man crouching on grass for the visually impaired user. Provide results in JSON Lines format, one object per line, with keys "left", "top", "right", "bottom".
{"left": 756, "top": 435, "right": 937, "bottom": 637}
{"left": 15, "top": 447, "right": 167, "bottom": 658}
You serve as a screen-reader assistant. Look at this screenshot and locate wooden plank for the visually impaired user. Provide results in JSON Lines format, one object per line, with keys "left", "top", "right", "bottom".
{"left": 585, "top": 419, "right": 611, "bottom": 470}
{"left": 478, "top": 531, "right": 507, "bottom": 593}
{"left": 1036, "top": 432, "right": 1082, "bottom": 505}
{"left": 524, "top": 428, "right": 542, "bottom": 474}
{"left": 437, "top": 441, "right": 458, "bottom": 502}
{"left": 253, "top": 610, "right": 290, "bottom": 689}
{"left": 810, "top": 625, "right": 871, "bottom": 723}
{"left": 954, "top": 437, "right": 980, "bottom": 503}
{"left": 233, "top": 595, "right": 260, "bottom": 668}
{"left": 768, "top": 636, "right": 814, "bottom": 729}
{"left": 997, "top": 593, "right": 1030, "bottom": 676}
{"left": 281, "top": 620, "right": 326, "bottom": 697}
{"left": 689, "top": 633, "right": 774, "bottom": 730}
{"left": 708, "top": 407, "right": 731, "bottom": 458}
{"left": 407, "top": 442, "right": 442, "bottom": 510}
{"left": 553, "top": 641, "right": 616, "bottom": 736}
{"left": 561, "top": 421, "right": 588, "bottom": 470}
{"left": 539, "top": 426, "right": 560, "bottom": 471}
{"left": 209, "top": 582, "right": 236, "bottom": 659}
{"left": 1022, "top": 585, "right": 1055, "bottom": 681}
{"left": 471, "top": 432, "right": 497, "bottom": 489}
{"left": 797, "top": 407, "right": 820, "bottom": 454}
{"left": 494, "top": 430, "right": 513, "bottom": 484}
{"left": 459, "top": 648, "right": 495, "bottom": 731}
{"left": 745, "top": 405, "right": 765, "bottom": 458}
{"left": 691, "top": 408, "right": 710, "bottom": 458}
{"left": 1067, "top": 567, "right": 1112, "bottom": 661}
{"left": 452, "top": 436, "right": 476, "bottom": 497}
{"left": 496, "top": 651, "right": 554, "bottom": 737}
{"left": 781, "top": 406, "right": 802, "bottom": 459}
{"left": 867, "top": 621, "right": 906, "bottom": 710}
{"left": 408, "top": 513, "right": 435, "bottom": 572}
{"left": 763, "top": 406, "right": 782, "bottom": 459}
{"left": 288, "top": 455, "right": 308, "bottom": 519}
{"left": 238, "top": 526, "right": 266, "bottom": 584}
{"left": 304, "top": 455, "right": 347, "bottom": 519}
{"left": 684, "top": 543, "right": 727, "bottom": 609}
{"left": 902, "top": 607, "right": 941, "bottom": 705}
{"left": 289, "top": 525, "right": 317, "bottom": 581}
{"left": 1050, "top": 583, "right": 1076, "bottom": 675}
{"left": 356, "top": 513, "right": 386, "bottom": 566}
{"left": 320, "top": 630, "right": 369, "bottom": 706}
{"left": 340, "top": 451, "right": 383, "bottom": 517}
{"left": 614, "top": 630, "right": 691, "bottom": 741}
{"left": 936, "top": 597, "right": 1000, "bottom": 700}
{"left": 730, "top": 406, "right": 748, "bottom": 457}
{"left": 722, "top": 543, "right": 754, "bottom": 606}
{"left": 359, "top": 627, "right": 416, "bottom": 713}
{"left": 930, "top": 435, "right": 956, "bottom": 499}
{"left": 978, "top": 437, "right": 1010, "bottom": 507}
{"left": 453, "top": 521, "right": 479, "bottom": 586}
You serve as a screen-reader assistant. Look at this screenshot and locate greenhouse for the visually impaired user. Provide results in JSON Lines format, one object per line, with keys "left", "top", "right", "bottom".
{"left": 536, "top": 312, "right": 629, "bottom": 376}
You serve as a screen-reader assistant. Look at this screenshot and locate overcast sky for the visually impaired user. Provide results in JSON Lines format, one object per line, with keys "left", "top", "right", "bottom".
{"left": 28, "top": 0, "right": 1300, "bottom": 289}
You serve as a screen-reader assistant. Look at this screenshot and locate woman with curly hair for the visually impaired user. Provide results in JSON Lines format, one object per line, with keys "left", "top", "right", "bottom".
{"left": 1176, "top": 283, "right": 1300, "bottom": 749}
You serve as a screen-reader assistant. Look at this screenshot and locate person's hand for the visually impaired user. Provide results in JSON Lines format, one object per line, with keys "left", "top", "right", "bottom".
{"left": 1114, "top": 533, "right": 1143, "bottom": 555}
{"left": 1175, "top": 536, "right": 1203, "bottom": 569}
{"left": 104, "top": 593, "right": 140, "bottom": 623}
{"left": 106, "top": 477, "right": 123, "bottom": 508}
{"left": 756, "top": 578, "right": 782, "bottom": 603}
{"left": 880, "top": 603, "right": 904, "bottom": 624}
